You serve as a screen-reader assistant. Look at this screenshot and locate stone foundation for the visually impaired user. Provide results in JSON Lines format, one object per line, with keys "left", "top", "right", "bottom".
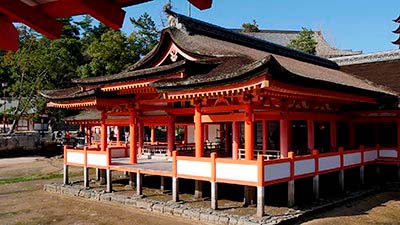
{"left": 43, "top": 183, "right": 390, "bottom": 225}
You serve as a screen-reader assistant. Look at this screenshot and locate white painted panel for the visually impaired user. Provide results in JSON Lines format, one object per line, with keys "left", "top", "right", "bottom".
{"left": 177, "top": 160, "right": 211, "bottom": 178}
{"left": 111, "top": 149, "right": 126, "bottom": 158}
{"left": 344, "top": 152, "right": 361, "bottom": 166}
{"left": 208, "top": 125, "right": 219, "bottom": 142}
{"left": 264, "top": 162, "right": 290, "bottom": 181}
{"left": 379, "top": 150, "right": 398, "bottom": 158}
{"left": 294, "top": 159, "right": 315, "bottom": 176}
{"left": 364, "top": 150, "right": 378, "bottom": 162}
{"left": 67, "top": 152, "right": 84, "bottom": 164}
{"left": 318, "top": 155, "right": 340, "bottom": 172}
{"left": 187, "top": 125, "right": 195, "bottom": 143}
{"left": 87, "top": 153, "right": 108, "bottom": 167}
{"left": 216, "top": 163, "right": 258, "bottom": 182}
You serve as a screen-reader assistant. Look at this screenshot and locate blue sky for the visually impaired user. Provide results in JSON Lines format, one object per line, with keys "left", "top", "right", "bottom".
{"left": 120, "top": 0, "right": 399, "bottom": 54}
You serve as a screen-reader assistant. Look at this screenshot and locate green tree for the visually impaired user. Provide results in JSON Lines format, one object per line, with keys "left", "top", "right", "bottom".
{"left": 129, "top": 12, "right": 159, "bottom": 57}
{"left": 77, "top": 30, "right": 135, "bottom": 78}
{"left": 77, "top": 13, "right": 159, "bottom": 78}
{"left": 241, "top": 20, "right": 260, "bottom": 33}
{"left": 287, "top": 27, "right": 317, "bottom": 55}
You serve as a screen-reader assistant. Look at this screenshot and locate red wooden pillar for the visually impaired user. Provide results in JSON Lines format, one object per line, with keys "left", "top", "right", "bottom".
{"left": 195, "top": 106, "right": 204, "bottom": 157}
{"left": 232, "top": 121, "right": 240, "bottom": 160}
{"left": 138, "top": 121, "right": 144, "bottom": 154}
{"left": 349, "top": 122, "right": 355, "bottom": 148}
{"left": 150, "top": 126, "right": 155, "bottom": 144}
{"left": 244, "top": 104, "right": 254, "bottom": 160}
{"left": 280, "top": 119, "right": 289, "bottom": 158}
{"left": 100, "top": 112, "right": 107, "bottom": 152}
{"left": 262, "top": 120, "right": 268, "bottom": 154}
{"left": 167, "top": 115, "right": 175, "bottom": 156}
{"left": 183, "top": 125, "right": 188, "bottom": 144}
{"left": 129, "top": 111, "right": 137, "bottom": 164}
{"left": 330, "top": 120, "right": 337, "bottom": 151}
{"left": 307, "top": 120, "right": 314, "bottom": 150}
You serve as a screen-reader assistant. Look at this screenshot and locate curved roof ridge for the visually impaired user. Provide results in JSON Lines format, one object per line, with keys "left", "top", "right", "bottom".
{"left": 164, "top": 9, "right": 339, "bottom": 69}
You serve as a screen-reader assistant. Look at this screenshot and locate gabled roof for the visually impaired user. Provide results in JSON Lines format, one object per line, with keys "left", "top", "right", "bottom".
{"left": 332, "top": 50, "right": 400, "bottom": 94}
{"left": 237, "top": 30, "right": 362, "bottom": 58}
{"left": 40, "top": 9, "right": 398, "bottom": 105}
{"left": 331, "top": 50, "right": 400, "bottom": 66}
{"left": 40, "top": 86, "right": 97, "bottom": 101}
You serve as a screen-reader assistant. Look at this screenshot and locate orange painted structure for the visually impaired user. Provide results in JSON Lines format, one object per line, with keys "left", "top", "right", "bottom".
{"left": 42, "top": 10, "right": 400, "bottom": 216}
{"left": 0, "top": 0, "right": 212, "bottom": 50}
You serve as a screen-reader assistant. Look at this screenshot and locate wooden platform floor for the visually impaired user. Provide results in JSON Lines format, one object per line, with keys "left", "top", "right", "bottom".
{"left": 110, "top": 158, "right": 172, "bottom": 176}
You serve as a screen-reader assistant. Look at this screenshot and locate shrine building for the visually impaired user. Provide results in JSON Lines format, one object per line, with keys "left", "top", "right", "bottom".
{"left": 40, "top": 9, "right": 400, "bottom": 217}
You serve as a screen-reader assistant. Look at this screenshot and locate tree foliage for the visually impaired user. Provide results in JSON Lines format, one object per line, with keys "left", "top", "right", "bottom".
{"left": 287, "top": 27, "right": 317, "bottom": 55}
{"left": 241, "top": 20, "right": 260, "bottom": 33}
{"left": 0, "top": 13, "right": 160, "bottom": 133}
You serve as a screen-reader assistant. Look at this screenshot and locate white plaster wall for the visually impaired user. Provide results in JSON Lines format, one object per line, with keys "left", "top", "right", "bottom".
{"left": 264, "top": 162, "right": 290, "bottom": 181}
{"left": 216, "top": 163, "right": 258, "bottom": 182}
{"left": 187, "top": 125, "right": 195, "bottom": 143}
{"left": 87, "top": 153, "right": 108, "bottom": 167}
{"left": 177, "top": 160, "right": 211, "bottom": 178}
{"left": 67, "top": 152, "right": 84, "bottom": 165}
{"left": 379, "top": 149, "right": 398, "bottom": 158}
{"left": 318, "top": 155, "right": 340, "bottom": 172}
{"left": 294, "top": 159, "right": 315, "bottom": 176}
{"left": 344, "top": 152, "right": 361, "bottom": 166}
{"left": 364, "top": 150, "right": 378, "bottom": 162}
{"left": 207, "top": 124, "right": 220, "bottom": 142}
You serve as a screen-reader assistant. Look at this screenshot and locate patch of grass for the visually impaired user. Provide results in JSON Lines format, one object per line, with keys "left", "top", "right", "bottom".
{"left": 0, "top": 172, "right": 81, "bottom": 185}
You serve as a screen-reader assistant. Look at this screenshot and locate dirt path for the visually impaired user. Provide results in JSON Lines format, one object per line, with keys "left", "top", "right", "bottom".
{"left": 0, "top": 157, "right": 202, "bottom": 225}
{"left": 1, "top": 157, "right": 399, "bottom": 225}
{"left": 301, "top": 191, "right": 400, "bottom": 225}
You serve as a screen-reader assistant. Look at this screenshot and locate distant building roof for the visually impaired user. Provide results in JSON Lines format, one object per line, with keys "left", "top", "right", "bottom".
{"left": 331, "top": 49, "right": 400, "bottom": 66}
{"left": 236, "top": 29, "right": 362, "bottom": 58}
{"left": 332, "top": 50, "right": 400, "bottom": 94}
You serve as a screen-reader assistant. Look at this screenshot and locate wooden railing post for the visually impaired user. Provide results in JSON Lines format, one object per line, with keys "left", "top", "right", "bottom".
{"left": 256, "top": 154, "right": 265, "bottom": 217}
{"left": 339, "top": 147, "right": 344, "bottom": 170}
{"left": 172, "top": 151, "right": 179, "bottom": 202}
{"left": 106, "top": 147, "right": 111, "bottom": 166}
{"left": 210, "top": 152, "right": 218, "bottom": 210}
{"left": 360, "top": 145, "right": 365, "bottom": 185}
{"left": 360, "top": 145, "right": 365, "bottom": 164}
{"left": 83, "top": 146, "right": 89, "bottom": 188}
{"left": 338, "top": 147, "right": 345, "bottom": 192}
{"left": 63, "top": 145, "right": 68, "bottom": 165}
{"left": 312, "top": 149, "right": 319, "bottom": 199}
{"left": 376, "top": 144, "right": 381, "bottom": 158}
{"left": 287, "top": 151, "right": 295, "bottom": 207}
{"left": 63, "top": 145, "right": 69, "bottom": 185}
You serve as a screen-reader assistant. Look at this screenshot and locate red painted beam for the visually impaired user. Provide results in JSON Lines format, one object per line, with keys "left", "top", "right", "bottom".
{"left": 0, "top": 1, "right": 63, "bottom": 40}
{"left": 0, "top": 15, "right": 18, "bottom": 50}
{"left": 40, "top": 0, "right": 125, "bottom": 29}
{"left": 188, "top": 0, "right": 212, "bottom": 10}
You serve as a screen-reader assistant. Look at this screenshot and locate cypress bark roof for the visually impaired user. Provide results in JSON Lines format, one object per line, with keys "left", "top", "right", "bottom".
{"left": 40, "top": 9, "right": 398, "bottom": 102}
{"left": 238, "top": 30, "right": 362, "bottom": 58}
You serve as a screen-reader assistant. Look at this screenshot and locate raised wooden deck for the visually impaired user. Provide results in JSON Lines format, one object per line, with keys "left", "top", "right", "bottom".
{"left": 110, "top": 158, "right": 172, "bottom": 176}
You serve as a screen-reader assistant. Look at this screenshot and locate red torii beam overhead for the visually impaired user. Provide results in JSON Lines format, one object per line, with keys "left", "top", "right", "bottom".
{"left": 0, "top": 0, "right": 212, "bottom": 50}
